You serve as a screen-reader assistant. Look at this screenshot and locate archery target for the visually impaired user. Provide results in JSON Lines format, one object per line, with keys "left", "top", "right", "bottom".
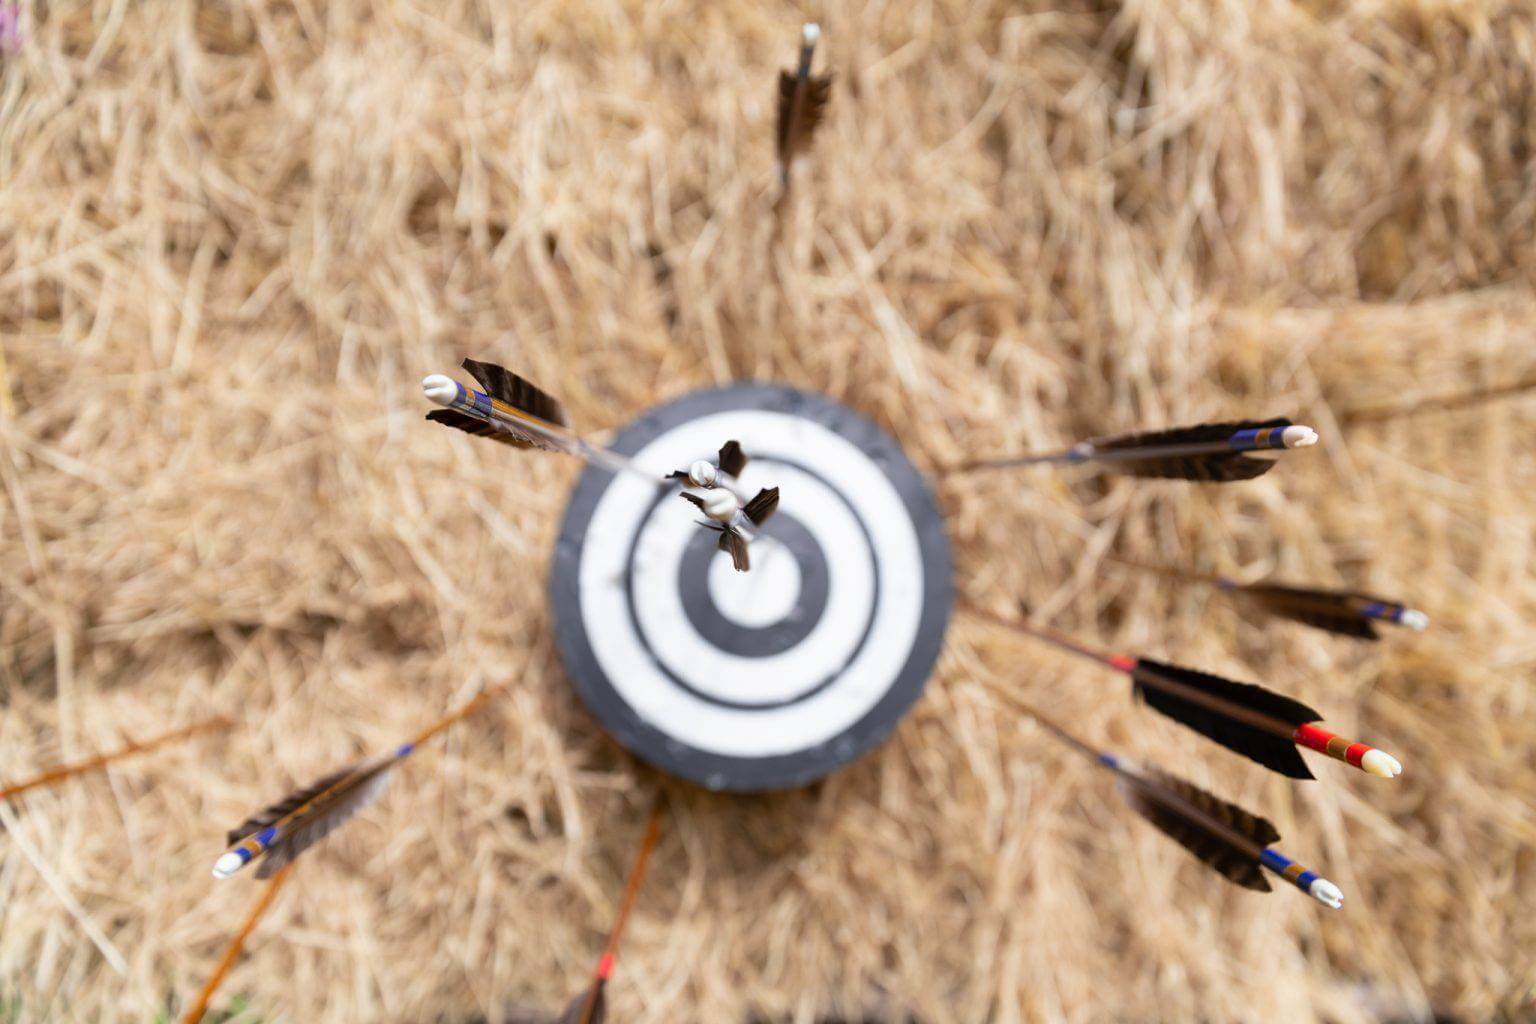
{"left": 551, "top": 385, "right": 952, "bottom": 792}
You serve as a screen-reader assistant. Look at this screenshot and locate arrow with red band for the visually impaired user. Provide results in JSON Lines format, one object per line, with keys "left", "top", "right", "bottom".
{"left": 963, "top": 602, "right": 1402, "bottom": 780}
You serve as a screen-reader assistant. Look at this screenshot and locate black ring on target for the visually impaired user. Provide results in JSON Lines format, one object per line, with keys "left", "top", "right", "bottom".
{"left": 624, "top": 457, "right": 876, "bottom": 710}
{"left": 676, "top": 510, "right": 828, "bottom": 658}
{"left": 550, "top": 384, "right": 952, "bottom": 792}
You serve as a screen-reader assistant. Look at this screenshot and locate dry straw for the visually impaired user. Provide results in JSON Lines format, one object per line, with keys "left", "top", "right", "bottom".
{"left": 2, "top": 1, "right": 1536, "bottom": 1022}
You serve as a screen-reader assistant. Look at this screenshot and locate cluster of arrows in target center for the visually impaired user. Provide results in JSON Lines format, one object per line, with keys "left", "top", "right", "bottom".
{"left": 4, "top": 23, "right": 1489, "bottom": 1024}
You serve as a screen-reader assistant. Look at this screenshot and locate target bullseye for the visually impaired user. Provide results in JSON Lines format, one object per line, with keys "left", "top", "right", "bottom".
{"left": 551, "top": 385, "right": 952, "bottom": 791}
{"left": 707, "top": 539, "right": 801, "bottom": 627}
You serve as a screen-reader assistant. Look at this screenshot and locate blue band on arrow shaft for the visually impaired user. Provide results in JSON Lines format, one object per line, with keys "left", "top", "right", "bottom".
{"left": 1361, "top": 600, "right": 1406, "bottom": 622}
{"left": 1259, "top": 847, "right": 1318, "bottom": 891}
{"left": 1227, "top": 427, "right": 1287, "bottom": 451}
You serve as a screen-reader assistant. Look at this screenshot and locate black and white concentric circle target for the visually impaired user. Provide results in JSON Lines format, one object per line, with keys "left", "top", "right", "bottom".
{"left": 550, "top": 385, "right": 952, "bottom": 792}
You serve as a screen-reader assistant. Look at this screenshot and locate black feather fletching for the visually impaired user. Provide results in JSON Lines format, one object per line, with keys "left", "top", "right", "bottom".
{"left": 776, "top": 71, "right": 832, "bottom": 166}
{"left": 1122, "top": 767, "right": 1280, "bottom": 891}
{"left": 1093, "top": 418, "right": 1292, "bottom": 482}
{"left": 1234, "top": 585, "right": 1388, "bottom": 640}
{"left": 743, "top": 486, "right": 779, "bottom": 526}
{"left": 431, "top": 358, "right": 569, "bottom": 453}
{"left": 426, "top": 408, "right": 524, "bottom": 447}
{"left": 677, "top": 491, "right": 706, "bottom": 512}
{"left": 1131, "top": 659, "right": 1319, "bottom": 779}
{"left": 719, "top": 529, "right": 750, "bottom": 572}
{"left": 718, "top": 440, "right": 747, "bottom": 478}
{"left": 461, "top": 359, "right": 569, "bottom": 427}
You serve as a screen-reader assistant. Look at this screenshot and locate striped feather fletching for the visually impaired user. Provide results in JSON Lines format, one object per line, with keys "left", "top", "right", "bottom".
{"left": 743, "top": 486, "right": 779, "bottom": 526}
{"left": 425, "top": 408, "right": 526, "bottom": 448}
{"left": 718, "top": 529, "right": 750, "bottom": 572}
{"left": 776, "top": 71, "right": 832, "bottom": 166}
{"left": 227, "top": 757, "right": 395, "bottom": 879}
{"left": 1233, "top": 585, "right": 1393, "bottom": 639}
{"left": 1121, "top": 767, "right": 1280, "bottom": 891}
{"left": 425, "top": 358, "right": 569, "bottom": 453}
{"left": 462, "top": 358, "right": 569, "bottom": 428}
{"left": 1093, "top": 418, "right": 1292, "bottom": 481}
{"left": 224, "top": 766, "right": 352, "bottom": 848}
{"left": 1131, "top": 659, "right": 1320, "bottom": 779}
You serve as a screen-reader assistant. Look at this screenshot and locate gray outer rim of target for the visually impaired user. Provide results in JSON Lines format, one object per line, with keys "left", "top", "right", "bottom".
{"left": 549, "top": 384, "right": 953, "bottom": 792}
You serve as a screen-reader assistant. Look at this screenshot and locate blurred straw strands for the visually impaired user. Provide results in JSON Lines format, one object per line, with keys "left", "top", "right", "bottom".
{"left": 2, "top": 1, "right": 1535, "bottom": 1021}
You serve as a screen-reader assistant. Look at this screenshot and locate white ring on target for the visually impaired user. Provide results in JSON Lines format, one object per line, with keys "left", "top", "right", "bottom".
{"left": 576, "top": 410, "right": 926, "bottom": 759}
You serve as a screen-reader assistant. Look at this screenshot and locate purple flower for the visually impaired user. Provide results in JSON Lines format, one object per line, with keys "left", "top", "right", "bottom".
{"left": 0, "top": 4, "right": 21, "bottom": 57}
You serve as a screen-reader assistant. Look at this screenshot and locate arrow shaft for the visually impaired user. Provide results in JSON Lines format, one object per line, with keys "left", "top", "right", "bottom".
{"left": 580, "top": 795, "right": 665, "bottom": 1024}
{"left": 181, "top": 864, "right": 293, "bottom": 1024}
{"left": 959, "top": 602, "right": 1131, "bottom": 671}
{"left": 0, "top": 717, "right": 231, "bottom": 801}
{"left": 438, "top": 380, "right": 656, "bottom": 483}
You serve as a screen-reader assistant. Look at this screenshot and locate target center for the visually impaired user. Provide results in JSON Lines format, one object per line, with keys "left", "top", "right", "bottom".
{"left": 706, "top": 535, "right": 802, "bottom": 627}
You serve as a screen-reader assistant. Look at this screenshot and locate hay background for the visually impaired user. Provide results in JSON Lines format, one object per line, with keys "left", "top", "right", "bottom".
{"left": 2, "top": 0, "right": 1535, "bottom": 1021}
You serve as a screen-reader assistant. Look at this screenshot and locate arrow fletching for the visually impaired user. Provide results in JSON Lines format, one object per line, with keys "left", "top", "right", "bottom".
{"left": 962, "top": 603, "right": 1402, "bottom": 780}
{"left": 718, "top": 528, "right": 750, "bottom": 572}
{"left": 1131, "top": 659, "right": 1320, "bottom": 780}
{"left": 424, "top": 358, "right": 572, "bottom": 453}
{"left": 743, "top": 486, "right": 779, "bottom": 526}
{"left": 945, "top": 418, "right": 1318, "bottom": 480}
{"left": 776, "top": 23, "right": 832, "bottom": 188}
{"left": 1089, "top": 418, "right": 1316, "bottom": 482}
{"left": 718, "top": 440, "right": 747, "bottom": 478}
{"left": 215, "top": 755, "right": 396, "bottom": 879}
{"left": 1229, "top": 583, "right": 1429, "bottom": 639}
{"left": 1119, "top": 765, "right": 1280, "bottom": 891}
{"left": 463, "top": 358, "right": 569, "bottom": 432}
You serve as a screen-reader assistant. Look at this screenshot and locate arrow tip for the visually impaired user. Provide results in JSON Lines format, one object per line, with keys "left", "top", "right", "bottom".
{"left": 1309, "top": 877, "right": 1344, "bottom": 909}
{"left": 422, "top": 374, "right": 457, "bottom": 407}
{"left": 1361, "top": 749, "right": 1402, "bottom": 779}
{"left": 1281, "top": 425, "right": 1319, "bottom": 449}
{"left": 212, "top": 852, "right": 246, "bottom": 880}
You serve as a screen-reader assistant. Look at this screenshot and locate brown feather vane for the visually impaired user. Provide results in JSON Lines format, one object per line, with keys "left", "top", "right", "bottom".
{"left": 1231, "top": 584, "right": 1422, "bottom": 640}
{"left": 776, "top": 24, "right": 832, "bottom": 186}
{"left": 743, "top": 486, "right": 779, "bottom": 526}
{"left": 718, "top": 440, "right": 747, "bottom": 477}
{"left": 1120, "top": 767, "right": 1280, "bottom": 891}
{"left": 1091, "top": 418, "right": 1292, "bottom": 482}
{"left": 224, "top": 757, "right": 395, "bottom": 879}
